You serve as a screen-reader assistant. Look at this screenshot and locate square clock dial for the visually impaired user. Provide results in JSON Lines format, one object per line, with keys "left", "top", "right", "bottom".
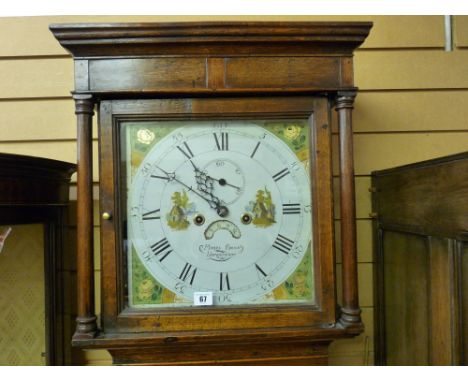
{"left": 122, "top": 120, "right": 315, "bottom": 308}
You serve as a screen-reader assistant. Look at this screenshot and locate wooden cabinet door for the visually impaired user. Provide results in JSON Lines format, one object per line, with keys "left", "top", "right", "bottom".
{"left": 372, "top": 152, "right": 468, "bottom": 365}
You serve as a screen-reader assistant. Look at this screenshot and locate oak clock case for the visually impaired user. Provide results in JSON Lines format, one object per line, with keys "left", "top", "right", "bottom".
{"left": 124, "top": 120, "right": 314, "bottom": 309}
{"left": 50, "top": 21, "right": 372, "bottom": 365}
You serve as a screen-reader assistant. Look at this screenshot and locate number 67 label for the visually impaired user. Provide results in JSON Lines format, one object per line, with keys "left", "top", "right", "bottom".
{"left": 193, "top": 291, "right": 213, "bottom": 306}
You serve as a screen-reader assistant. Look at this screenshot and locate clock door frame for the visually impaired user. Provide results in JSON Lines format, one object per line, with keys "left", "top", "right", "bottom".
{"left": 98, "top": 96, "right": 336, "bottom": 336}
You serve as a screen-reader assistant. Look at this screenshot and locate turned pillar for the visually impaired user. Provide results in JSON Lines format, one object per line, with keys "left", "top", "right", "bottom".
{"left": 73, "top": 94, "right": 98, "bottom": 339}
{"left": 335, "top": 91, "right": 362, "bottom": 330}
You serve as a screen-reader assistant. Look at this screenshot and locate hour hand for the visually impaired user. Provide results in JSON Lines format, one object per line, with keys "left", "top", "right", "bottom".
{"left": 193, "top": 170, "right": 229, "bottom": 217}
{"left": 188, "top": 180, "right": 229, "bottom": 217}
{"left": 191, "top": 160, "right": 241, "bottom": 191}
{"left": 154, "top": 164, "right": 228, "bottom": 217}
{"left": 189, "top": 159, "right": 208, "bottom": 189}
{"left": 193, "top": 165, "right": 214, "bottom": 194}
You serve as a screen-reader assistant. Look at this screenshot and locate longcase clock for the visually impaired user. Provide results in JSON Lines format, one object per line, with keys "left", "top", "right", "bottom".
{"left": 50, "top": 21, "right": 372, "bottom": 365}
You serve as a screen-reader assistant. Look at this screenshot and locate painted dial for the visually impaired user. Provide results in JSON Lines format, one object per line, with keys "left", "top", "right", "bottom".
{"left": 128, "top": 122, "right": 312, "bottom": 305}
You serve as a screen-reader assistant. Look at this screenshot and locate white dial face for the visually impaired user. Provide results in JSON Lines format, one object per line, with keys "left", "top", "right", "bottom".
{"left": 127, "top": 121, "right": 313, "bottom": 306}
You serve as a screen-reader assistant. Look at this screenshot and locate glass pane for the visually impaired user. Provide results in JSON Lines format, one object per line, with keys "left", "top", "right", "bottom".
{"left": 120, "top": 120, "right": 315, "bottom": 308}
{"left": 0, "top": 224, "right": 46, "bottom": 366}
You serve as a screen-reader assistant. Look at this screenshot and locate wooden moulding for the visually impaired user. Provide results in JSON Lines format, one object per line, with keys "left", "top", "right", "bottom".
{"left": 73, "top": 326, "right": 355, "bottom": 365}
{"left": 49, "top": 21, "right": 373, "bottom": 57}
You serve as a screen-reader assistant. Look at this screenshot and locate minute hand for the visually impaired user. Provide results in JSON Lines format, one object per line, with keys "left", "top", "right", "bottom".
{"left": 178, "top": 178, "right": 229, "bottom": 217}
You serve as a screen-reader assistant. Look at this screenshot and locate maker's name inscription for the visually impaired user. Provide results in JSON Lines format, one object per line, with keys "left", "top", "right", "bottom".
{"left": 199, "top": 243, "right": 244, "bottom": 262}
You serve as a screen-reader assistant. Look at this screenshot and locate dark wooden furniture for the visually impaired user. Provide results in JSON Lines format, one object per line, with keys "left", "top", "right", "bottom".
{"left": 372, "top": 152, "right": 468, "bottom": 365}
{"left": 0, "top": 153, "right": 76, "bottom": 365}
{"left": 50, "top": 21, "right": 372, "bottom": 365}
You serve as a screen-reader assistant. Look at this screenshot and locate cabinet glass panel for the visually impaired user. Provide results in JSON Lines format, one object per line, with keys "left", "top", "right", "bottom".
{"left": 0, "top": 224, "right": 46, "bottom": 366}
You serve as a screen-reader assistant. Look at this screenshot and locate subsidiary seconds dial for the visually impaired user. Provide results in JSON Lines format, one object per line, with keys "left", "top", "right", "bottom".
{"left": 128, "top": 122, "right": 312, "bottom": 305}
